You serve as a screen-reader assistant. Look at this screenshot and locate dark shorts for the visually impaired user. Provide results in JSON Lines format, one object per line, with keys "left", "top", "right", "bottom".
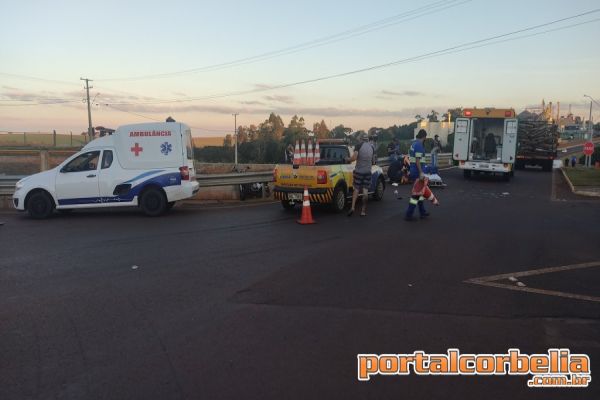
{"left": 353, "top": 171, "right": 372, "bottom": 190}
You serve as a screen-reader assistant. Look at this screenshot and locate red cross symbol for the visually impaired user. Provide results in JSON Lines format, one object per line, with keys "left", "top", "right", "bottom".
{"left": 130, "top": 143, "right": 143, "bottom": 156}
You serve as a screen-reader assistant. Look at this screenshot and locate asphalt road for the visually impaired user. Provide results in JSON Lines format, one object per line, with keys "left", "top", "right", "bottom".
{"left": 1, "top": 168, "right": 599, "bottom": 400}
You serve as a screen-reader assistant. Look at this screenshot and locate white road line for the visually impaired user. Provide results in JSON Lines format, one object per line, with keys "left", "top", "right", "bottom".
{"left": 467, "top": 280, "right": 600, "bottom": 303}
{"left": 465, "top": 261, "right": 600, "bottom": 303}
{"left": 467, "top": 261, "right": 600, "bottom": 282}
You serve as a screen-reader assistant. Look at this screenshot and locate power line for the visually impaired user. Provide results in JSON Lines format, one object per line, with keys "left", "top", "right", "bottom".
{"left": 3, "top": 10, "right": 599, "bottom": 110}
{"left": 95, "top": 0, "right": 468, "bottom": 81}
{"left": 102, "top": 9, "right": 600, "bottom": 106}
{"left": 0, "top": 99, "right": 81, "bottom": 107}
{"left": 103, "top": 104, "right": 234, "bottom": 132}
{"left": 0, "top": 72, "right": 81, "bottom": 87}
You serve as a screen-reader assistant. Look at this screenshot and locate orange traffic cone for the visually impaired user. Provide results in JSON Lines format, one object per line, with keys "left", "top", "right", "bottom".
{"left": 314, "top": 141, "right": 320, "bottom": 164}
{"left": 297, "top": 186, "right": 316, "bottom": 224}
{"left": 300, "top": 141, "right": 307, "bottom": 165}
{"left": 307, "top": 140, "right": 314, "bottom": 165}
{"left": 293, "top": 140, "right": 300, "bottom": 166}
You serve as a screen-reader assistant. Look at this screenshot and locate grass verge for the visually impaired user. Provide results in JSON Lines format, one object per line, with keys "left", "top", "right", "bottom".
{"left": 563, "top": 167, "right": 600, "bottom": 187}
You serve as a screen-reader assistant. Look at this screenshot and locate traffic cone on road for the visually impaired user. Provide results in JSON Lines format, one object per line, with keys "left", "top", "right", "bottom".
{"left": 307, "top": 140, "right": 314, "bottom": 165}
{"left": 293, "top": 140, "right": 300, "bottom": 166}
{"left": 297, "top": 186, "right": 316, "bottom": 224}
{"left": 314, "top": 141, "right": 320, "bottom": 164}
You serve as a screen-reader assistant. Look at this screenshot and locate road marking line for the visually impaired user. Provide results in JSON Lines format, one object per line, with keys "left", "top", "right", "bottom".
{"left": 465, "top": 261, "right": 600, "bottom": 303}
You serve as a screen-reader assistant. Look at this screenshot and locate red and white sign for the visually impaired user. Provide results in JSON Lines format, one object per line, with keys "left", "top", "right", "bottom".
{"left": 583, "top": 142, "right": 594, "bottom": 156}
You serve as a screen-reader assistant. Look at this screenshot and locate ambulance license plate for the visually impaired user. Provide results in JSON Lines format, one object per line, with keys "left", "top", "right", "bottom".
{"left": 288, "top": 193, "right": 303, "bottom": 201}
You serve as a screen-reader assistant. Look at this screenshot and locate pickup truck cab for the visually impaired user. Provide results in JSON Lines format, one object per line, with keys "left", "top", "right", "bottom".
{"left": 13, "top": 122, "right": 199, "bottom": 218}
{"left": 273, "top": 140, "right": 385, "bottom": 212}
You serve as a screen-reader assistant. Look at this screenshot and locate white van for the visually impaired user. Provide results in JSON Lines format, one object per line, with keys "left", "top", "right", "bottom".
{"left": 13, "top": 122, "right": 199, "bottom": 218}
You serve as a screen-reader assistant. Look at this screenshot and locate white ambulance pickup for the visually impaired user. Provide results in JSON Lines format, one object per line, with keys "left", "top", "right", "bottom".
{"left": 13, "top": 122, "right": 199, "bottom": 218}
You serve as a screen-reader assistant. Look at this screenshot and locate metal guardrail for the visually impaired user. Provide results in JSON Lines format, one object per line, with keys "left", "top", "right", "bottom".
{"left": 0, "top": 153, "right": 453, "bottom": 195}
{"left": 196, "top": 171, "right": 274, "bottom": 187}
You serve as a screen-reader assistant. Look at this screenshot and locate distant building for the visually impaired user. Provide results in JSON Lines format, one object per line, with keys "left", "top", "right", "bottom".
{"left": 557, "top": 114, "right": 584, "bottom": 133}
{"left": 413, "top": 121, "right": 453, "bottom": 145}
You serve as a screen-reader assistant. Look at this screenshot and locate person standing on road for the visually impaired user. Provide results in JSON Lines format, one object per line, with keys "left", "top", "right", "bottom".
{"left": 347, "top": 132, "right": 376, "bottom": 217}
{"left": 405, "top": 129, "right": 431, "bottom": 221}
{"left": 387, "top": 137, "right": 400, "bottom": 162}
{"left": 285, "top": 143, "right": 294, "bottom": 164}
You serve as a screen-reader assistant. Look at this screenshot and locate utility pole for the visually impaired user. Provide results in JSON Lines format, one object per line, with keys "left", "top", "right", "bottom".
{"left": 232, "top": 113, "right": 239, "bottom": 165}
{"left": 81, "top": 78, "right": 94, "bottom": 141}
{"left": 584, "top": 95, "right": 597, "bottom": 168}
{"left": 588, "top": 100, "right": 593, "bottom": 168}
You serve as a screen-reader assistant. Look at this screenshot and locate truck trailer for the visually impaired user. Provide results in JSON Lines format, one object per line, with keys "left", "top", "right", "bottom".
{"left": 515, "top": 119, "right": 558, "bottom": 172}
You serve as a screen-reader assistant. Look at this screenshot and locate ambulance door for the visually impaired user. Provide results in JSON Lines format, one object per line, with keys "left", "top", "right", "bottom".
{"left": 55, "top": 150, "right": 101, "bottom": 205}
{"left": 453, "top": 118, "right": 470, "bottom": 161}
{"left": 97, "top": 149, "right": 127, "bottom": 203}
{"left": 502, "top": 119, "right": 518, "bottom": 163}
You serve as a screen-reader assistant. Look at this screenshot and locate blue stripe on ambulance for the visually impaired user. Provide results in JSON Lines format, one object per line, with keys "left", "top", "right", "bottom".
{"left": 57, "top": 172, "right": 181, "bottom": 205}
{"left": 124, "top": 169, "right": 165, "bottom": 184}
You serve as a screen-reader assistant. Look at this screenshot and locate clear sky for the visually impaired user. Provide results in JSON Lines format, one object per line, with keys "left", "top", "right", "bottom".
{"left": 1, "top": 0, "right": 599, "bottom": 137}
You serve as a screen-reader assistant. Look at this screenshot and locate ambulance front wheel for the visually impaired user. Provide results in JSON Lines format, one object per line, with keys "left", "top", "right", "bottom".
{"left": 27, "top": 190, "right": 54, "bottom": 219}
{"left": 140, "top": 187, "right": 167, "bottom": 217}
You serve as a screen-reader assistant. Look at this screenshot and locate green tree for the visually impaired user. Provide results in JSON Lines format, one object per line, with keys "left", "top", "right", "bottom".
{"left": 312, "top": 120, "right": 330, "bottom": 139}
{"left": 427, "top": 110, "right": 439, "bottom": 122}
{"left": 223, "top": 134, "right": 232, "bottom": 147}
{"left": 442, "top": 107, "right": 463, "bottom": 122}
{"left": 331, "top": 124, "right": 352, "bottom": 139}
{"left": 237, "top": 126, "right": 248, "bottom": 143}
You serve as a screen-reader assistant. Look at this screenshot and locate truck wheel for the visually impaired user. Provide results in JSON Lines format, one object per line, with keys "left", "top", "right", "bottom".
{"left": 542, "top": 160, "right": 552, "bottom": 172}
{"left": 27, "top": 191, "right": 54, "bottom": 219}
{"left": 515, "top": 160, "right": 524, "bottom": 170}
{"left": 373, "top": 177, "right": 385, "bottom": 201}
{"left": 463, "top": 170, "right": 472, "bottom": 179}
{"left": 140, "top": 187, "right": 167, "bottom": 217}
{"left": 281, "top": 200, "right": 296, "bottom": 211}
{"left": 331, "top": 186, "right": 346, "bottom": 213}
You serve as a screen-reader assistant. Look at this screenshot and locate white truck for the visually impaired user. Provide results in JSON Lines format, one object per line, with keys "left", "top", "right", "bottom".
{"left": 453, "top": 107, "right": 518, "bottom": 181}
{"left": 13, "top": 122, "right": 199, "bottom": 218}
